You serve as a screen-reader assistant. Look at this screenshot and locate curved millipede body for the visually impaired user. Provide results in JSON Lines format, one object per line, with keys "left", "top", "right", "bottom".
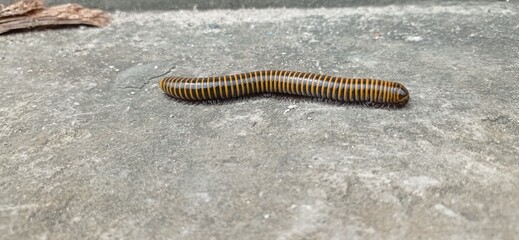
{"left": 159, "top": 70, "right": 409, "bottom": 107}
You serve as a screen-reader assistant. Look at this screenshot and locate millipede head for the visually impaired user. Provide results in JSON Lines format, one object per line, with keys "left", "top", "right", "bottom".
{"left": 394, "top": 85, "right": 410, "bottom": 107}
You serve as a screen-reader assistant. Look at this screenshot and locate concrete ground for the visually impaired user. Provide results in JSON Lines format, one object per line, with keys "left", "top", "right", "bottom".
{"left": 0, "top": 0, "right": 494, "bottom": 11}
{"left": 1, "top": 2, "right": 518, "bottom": 239}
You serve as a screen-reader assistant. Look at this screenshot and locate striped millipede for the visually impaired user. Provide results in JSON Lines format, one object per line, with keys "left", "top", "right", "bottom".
{"left": 159, "top": 70, "right": 409, "bottom": 107}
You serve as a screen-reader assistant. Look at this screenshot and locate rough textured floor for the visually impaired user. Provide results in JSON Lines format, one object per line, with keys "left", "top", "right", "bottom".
{"left": 1, "top": 0, "right": 491, "bottom": 11}
{"left": 1, "top": 2, "right": 518, "bottom": 239}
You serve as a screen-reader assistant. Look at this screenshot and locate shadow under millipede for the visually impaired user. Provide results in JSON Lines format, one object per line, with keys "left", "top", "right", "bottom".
{"left": 161, "top": 92, "right": 406, "bottom": 109}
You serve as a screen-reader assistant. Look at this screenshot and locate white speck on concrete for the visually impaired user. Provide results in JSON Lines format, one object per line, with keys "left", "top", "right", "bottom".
{"left": 283, "top": 105, "right": 298, "bottom": 114}
{"left": 434, "top": 203, "right": 461, "bottom": 218}
{"left": 404, "top": 36, "right": 424, "bottom": 42}
{"left": 402, "top": 176, "right": 440, "bottom": 197}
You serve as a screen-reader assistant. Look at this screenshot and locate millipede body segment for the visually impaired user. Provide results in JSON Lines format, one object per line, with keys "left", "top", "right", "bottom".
{"left": 159, "top": 70, "right": 409, "bottom": 107}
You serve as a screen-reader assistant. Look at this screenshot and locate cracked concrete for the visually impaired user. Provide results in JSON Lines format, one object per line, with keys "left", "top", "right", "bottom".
{"left": 1, "top": 2, "right": 519, "bottom": 240}
{"left": 116, "top": 62, "right": 176, "bottom": 89}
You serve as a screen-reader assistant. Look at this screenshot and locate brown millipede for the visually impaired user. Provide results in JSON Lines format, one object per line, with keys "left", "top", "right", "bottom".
{"left": 159, "top": 70, "right": 409, "bottom": 107}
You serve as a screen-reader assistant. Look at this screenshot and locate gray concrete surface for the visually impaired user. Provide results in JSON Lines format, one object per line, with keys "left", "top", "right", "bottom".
{"left": 0, "top": 0, "right": 497, "bottom": 10}
{"left": 1, "top": 2, "right": 519, "bottom": 239}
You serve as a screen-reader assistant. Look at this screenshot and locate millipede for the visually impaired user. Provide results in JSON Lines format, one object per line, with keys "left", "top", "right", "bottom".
{"left": 159, "top": 70, "right": 409, "bottom": 107}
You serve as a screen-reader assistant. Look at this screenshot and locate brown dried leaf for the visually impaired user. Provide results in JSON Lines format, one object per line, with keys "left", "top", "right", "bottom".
{"left": 0, "top": 2, "right": 110, "bottom": 34}
{"left": 0, "top": 0, "right": 44, "bottom": 18}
